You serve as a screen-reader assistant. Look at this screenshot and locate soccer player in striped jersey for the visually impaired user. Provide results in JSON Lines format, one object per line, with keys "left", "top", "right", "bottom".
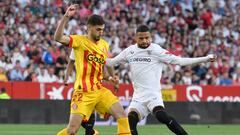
{"left": 55, "top": 4, "right": 131, "bottom": 135}
{"left": 106, "top": 25, "right": 216, "bottom": 135}
{"left": 64, "top": 50, "right": 98, "bottom": 135}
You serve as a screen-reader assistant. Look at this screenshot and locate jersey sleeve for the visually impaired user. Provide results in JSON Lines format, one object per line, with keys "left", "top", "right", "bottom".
{"left": 155, "top": 48, "right": 181, "bottom": 64}
{"left": 156, "top": 47, "right": 208, "bottom": 66}
{"left": 69, "top": 49, "right": 75, "bottom": 60}
{"left": 68, "top": 35, "right": 81, "bottom": 48}
{"left": 105, "top": 47, "right": 128, "bottom": 66}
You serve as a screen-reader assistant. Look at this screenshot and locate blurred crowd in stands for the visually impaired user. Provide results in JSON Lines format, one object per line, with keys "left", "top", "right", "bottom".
{"left": 0, "top": 0, "right": 240, "bottom": 86}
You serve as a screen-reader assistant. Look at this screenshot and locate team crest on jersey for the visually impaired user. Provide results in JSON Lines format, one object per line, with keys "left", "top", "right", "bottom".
{"left": 72, "top": 103, "right": 78, "bottom": 110}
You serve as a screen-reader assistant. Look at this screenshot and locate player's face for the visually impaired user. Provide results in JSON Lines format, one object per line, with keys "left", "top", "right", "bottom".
{"left": 136, "top": 32, "right": 151, "bottom": 49}
{"left": 89, "top": 25, "right": 105, "bottom": 42}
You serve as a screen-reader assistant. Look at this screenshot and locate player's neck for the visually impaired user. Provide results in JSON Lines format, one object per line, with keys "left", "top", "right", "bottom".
{"left": 87, "top": 35, "right": 98, "bottom": 44}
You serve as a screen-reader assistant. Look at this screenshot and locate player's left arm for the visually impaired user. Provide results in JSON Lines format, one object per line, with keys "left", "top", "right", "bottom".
{"left": 104, "top": 66, "right": 119, "bottom": 92}
{"left": 172, "top": 54, "right": 217, "bottom": 66}
{"left": 104, "top": 45, "right": 128, "bottom": 92}
{"left": 105, "top": 48, "right": 128, "bottom": 67}
{"left": 157, "top": 49, "right": 217, "bottom": 66}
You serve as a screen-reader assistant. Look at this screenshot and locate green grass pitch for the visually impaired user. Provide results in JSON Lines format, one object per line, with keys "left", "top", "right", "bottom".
{"left": 0, "top": 124, "right": 240, "bottom": 135}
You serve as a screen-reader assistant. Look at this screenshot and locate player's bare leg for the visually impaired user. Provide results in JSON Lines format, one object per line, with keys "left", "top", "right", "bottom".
{"left": 153, "top": 106, "right": 188, "bottom": 135}
{"left": 109, "top": 102, "right": 131, "bottom": 135}
{"left": 57, "top": 114, "right": 83, "bottom": 135}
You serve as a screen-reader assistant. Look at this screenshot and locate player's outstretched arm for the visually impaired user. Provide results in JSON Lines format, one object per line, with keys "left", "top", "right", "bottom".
{"left": 173, "top": 54, "right": 217, "bottom": 66}
{"left": 54, "top": 4, "right": 78, "bottom": 45}
{"left": 105, "top": 50, "right": 128, "bottom": 67}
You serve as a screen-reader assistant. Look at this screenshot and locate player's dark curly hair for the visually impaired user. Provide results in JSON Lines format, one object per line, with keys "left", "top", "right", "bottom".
{"left": 64, "top": 0, "right": 82, "bottom": 5}
{"left": 87, "top": 14, "right": 105, "bottom": 26}
{"left": 136, "top": 25, "right": 150, "bottom": 33}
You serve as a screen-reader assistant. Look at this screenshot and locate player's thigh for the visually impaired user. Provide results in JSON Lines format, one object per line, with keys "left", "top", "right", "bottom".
{"left": 128, "top": 100, "right": 149, "bottom": 120}
{"left": 70, "top": 91, "right": 96, "bottom": 120}
{"left": 147, "top": 96, "right": 165, "bottom": 113}
{"left": 95, "top": 87, "right": 120, "bottom": 116}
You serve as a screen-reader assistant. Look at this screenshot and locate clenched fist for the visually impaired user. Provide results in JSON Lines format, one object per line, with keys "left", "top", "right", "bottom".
{"left": 207, "top": 54, "right": 217, "bottom": 62}
{"left": 64, "top": 4, "right": 78, "bottom": 17}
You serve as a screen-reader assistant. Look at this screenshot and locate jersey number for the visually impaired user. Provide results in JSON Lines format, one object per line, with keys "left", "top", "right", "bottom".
{"left": 72, "top": 92, "right": 83, "bottom": 102}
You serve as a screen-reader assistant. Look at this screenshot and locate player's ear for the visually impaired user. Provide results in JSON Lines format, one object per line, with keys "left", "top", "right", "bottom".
{"left": 134, "top": 35, "right": 138, "bottom": 42}
{"left": 86, "top": 25, "right": 91, "bottom": 32}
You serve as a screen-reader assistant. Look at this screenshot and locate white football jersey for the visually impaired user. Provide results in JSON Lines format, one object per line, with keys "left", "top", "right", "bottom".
{"left": 106, "top": 43, "right": 180, "bottom": 101}
{"left": 106, "top": 43, "right": 209, "bottom": 102}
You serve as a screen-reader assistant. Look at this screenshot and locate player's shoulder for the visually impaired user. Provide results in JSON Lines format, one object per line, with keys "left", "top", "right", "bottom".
{"left": 100, "top": 38, "right": 109, "bottom": 46}
{"left": 70, "top": 35, "right": 83, "bottom": 38}
{"left": 70, "top": 35, "right": 86, "bottom": 42}
{"left": 150, "top": 43, "right": 167, "bottom": 53}
{"left": 125, "top": 44, "right": 137, "bottom": 52}
{"left": 150, "top": 43, "right": 164, "bottom": 50}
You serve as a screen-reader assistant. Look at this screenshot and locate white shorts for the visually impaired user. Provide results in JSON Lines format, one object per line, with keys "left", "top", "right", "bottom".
{"left": 128, "top": 96, "right": 164, "bottom": 120}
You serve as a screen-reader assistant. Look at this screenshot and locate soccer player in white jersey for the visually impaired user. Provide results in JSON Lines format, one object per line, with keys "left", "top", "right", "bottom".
{"left": 106, "top": 25, "right": 216, "bottom": 135}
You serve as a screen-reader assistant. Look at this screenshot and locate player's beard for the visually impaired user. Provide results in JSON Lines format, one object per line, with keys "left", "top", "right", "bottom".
{"left": 138, "top": 42, "right": 150, "bottom": 49}
{"left": 93, "top": 35, "right": 101, "bottom": 42}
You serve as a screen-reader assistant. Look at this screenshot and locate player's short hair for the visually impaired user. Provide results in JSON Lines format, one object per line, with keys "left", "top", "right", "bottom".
{"left": 136, "top": 25, "right": 150, "bottom": 33}
{"left": 87, "top": 14, "right": 105, "bottom": 26}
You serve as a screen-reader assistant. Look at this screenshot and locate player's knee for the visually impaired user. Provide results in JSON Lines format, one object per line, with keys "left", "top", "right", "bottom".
{"left": 110, "top": 102, "right": 127, "bottom": 119}
{"left": 113, "top": 108, "right": 127, "bottom": 119}
{"left": 67, "top": 124, "right": 80, "bottom": 135}
{"left": 153, "top": 106, "right": 171, "bottom": 124}
{"left": 117, "top": 110, "right": 127, "bottom": 118}
{"left": 67, "top": 128, "right": 76, "bottom": 135}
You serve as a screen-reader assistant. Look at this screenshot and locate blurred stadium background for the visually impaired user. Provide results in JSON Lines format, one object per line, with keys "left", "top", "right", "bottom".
{"left": 0, "top": 0, "right": 240, "bottom": 134}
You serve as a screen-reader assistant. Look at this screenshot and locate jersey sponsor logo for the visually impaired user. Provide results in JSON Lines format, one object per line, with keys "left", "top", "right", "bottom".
{"left": 207, "top": 96, "right": 240, "bottom": 102}
{"left": 87, "top": 53, "right": 105, "bottom": 64}
{"left": 129, "top": 57, "right": 151, "bottom": 63}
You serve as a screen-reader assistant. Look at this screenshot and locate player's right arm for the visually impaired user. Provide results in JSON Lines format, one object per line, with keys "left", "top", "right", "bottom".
{"left": 64, "top": 49, "right": 75, "bottom": 85}
{"left": 54, "top": 4, "right": 78, "bottom": 45}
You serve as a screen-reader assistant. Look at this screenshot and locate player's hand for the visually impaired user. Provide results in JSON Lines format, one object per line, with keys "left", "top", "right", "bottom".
{"left": 64, "top": 4, "right": 78, "bottom": 17}
{"left": 207, "top": 54, "right": 217, "bottom": 62}
{"left": 109, "top": 76, "right": 119, "bottom": 93}
{"left": 63, "top": 78, "right": 68, "bottom": 86}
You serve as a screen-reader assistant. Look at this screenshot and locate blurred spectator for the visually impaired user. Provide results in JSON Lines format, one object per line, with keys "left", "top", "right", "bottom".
{"left": 0, "top": 87, "right": 10, "bottom": 99}
{"left": 171, "top": 71, "right": 184, "bottom": 85}
{"left": 182, "top": 70, "right": 192, "bottom": 85}
{"left": 232, "top": 63, "right": 240, "bottom": 85}
{"left": 219, "top": 72, "right": 233, "bottom": 85}
{"left": 9, "top": 60, "right": 24, "bottom": 81}
{"left": 45, "top": 66, "right": 58, "bottom": 82}
{"left": 25, "top": 72, "right": 38, "bottom": 82}
{"left": 0, "top": 67, "right": 8, "bottom": 82}
{"left": 122, "top": 72, "right": 131, "bottom": 84}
